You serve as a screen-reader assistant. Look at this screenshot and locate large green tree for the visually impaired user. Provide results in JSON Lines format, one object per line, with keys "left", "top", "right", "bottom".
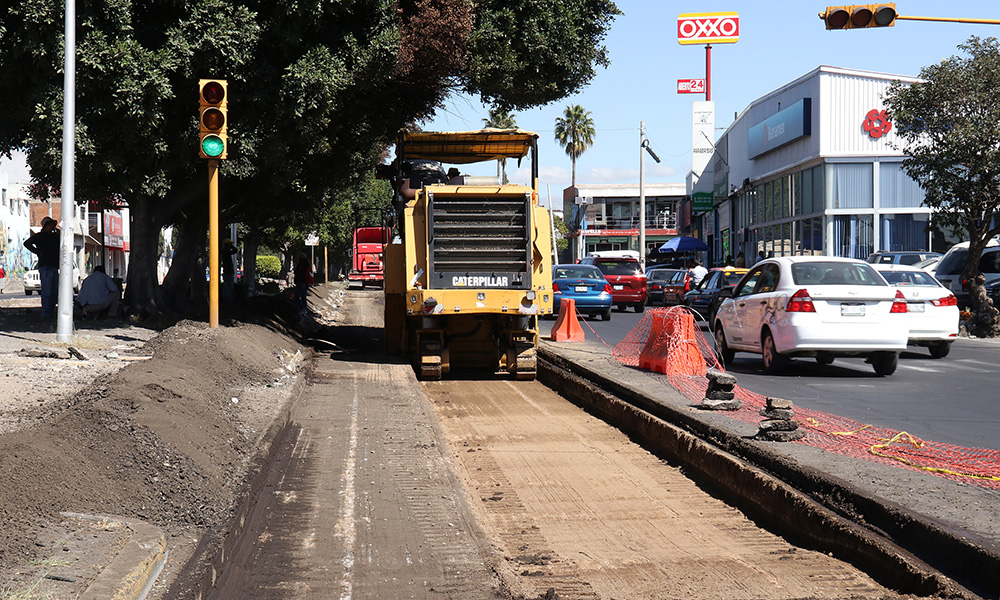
{"left": 884, "top": 36, "right": 1000, "bottom": 336}
{"left": 554, "top": 104, "right": 596, "bottom": 187}
{"left": 0, "top": 0, "right": 619, "bottom": 320}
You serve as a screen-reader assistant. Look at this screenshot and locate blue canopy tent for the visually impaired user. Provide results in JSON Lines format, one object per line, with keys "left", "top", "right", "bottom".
{"left": 659, "top": 236, "right": 709, "bottom": 253}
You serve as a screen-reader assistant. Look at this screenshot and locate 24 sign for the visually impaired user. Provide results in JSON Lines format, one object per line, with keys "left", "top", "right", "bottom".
{"left": 677, "top": 12, "right": 740, "bottom": 45}
{"left": 677, "top": 79, "right": 705, "bottom": 94}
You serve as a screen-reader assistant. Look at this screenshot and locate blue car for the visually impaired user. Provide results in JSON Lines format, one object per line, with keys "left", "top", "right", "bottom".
{"left": 552, "top": 264, "right": 613, "bottom": 321}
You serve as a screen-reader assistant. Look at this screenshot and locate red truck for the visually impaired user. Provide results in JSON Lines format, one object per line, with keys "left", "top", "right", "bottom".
{"left": 349, "top": 227, "right": 390, "bottom": 286}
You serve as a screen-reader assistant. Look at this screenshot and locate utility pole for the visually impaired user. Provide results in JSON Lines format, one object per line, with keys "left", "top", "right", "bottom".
{"left": 56, "top": 0, "right": 76, "bottom": 343}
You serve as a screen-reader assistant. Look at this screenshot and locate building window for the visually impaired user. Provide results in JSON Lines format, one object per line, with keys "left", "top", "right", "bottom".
{"left": 828, "top": 163, "right": 873, "bottom": 209}
{"left": 792, "top": 171, "right": 802, "bottom": 216}
{"left": 879, "top": 162, "right": 925, "bottom": 209}
{"left": 833, "top": 214, "right": 874, "bottom": 259}
{"left": 880, "top": 213, "right": 929, "bottom": 252}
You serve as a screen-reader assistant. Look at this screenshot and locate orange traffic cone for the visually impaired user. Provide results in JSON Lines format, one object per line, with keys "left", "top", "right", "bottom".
{"left": 550, "top": 298, "right": 585, "bottom": 342}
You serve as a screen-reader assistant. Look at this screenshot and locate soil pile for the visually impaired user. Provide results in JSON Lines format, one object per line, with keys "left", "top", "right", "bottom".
{"left": 0, "top": 317, "right": 307, "bottom": 581}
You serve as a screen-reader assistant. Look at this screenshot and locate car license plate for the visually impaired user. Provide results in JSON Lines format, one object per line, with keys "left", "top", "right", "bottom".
{"left": 908, "top": 303, "right": 925, "bottom": 312}
{"left": 840, "top": 303, "right": 865, "bottom": 316}
{"left": 575, "top": 286, "right": 588, "bottom": 293}
{"left": 613, "top": 285, "right": 624, "bottom": 291}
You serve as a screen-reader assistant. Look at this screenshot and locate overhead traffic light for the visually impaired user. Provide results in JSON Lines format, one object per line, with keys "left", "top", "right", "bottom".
{"left": 199, "top": 79, "right": 228, "bottom": 159}
{"left": 821, "top": 4, "right": 896, "bottom": 29}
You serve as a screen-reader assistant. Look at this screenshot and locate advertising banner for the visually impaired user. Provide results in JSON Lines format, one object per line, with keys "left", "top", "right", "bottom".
{"left": 677, "top": 12, "right": 740, "bottom": 45}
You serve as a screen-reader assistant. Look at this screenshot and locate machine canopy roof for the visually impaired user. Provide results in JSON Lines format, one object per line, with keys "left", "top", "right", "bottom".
{"left": 398, "top": 129, "right": 538, "bottom": 165}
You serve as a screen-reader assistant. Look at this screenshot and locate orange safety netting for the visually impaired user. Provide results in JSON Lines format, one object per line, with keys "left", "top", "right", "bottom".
{"left": 611, "top": 307, "right": 1000, "bottom": 490}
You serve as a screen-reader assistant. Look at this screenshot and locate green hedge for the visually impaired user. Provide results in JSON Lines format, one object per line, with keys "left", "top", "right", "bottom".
{"left": 256, "top": 255, "right": 282, "bottom": 279}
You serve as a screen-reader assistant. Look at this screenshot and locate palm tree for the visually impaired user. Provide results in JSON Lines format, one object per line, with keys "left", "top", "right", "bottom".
{"left": 554, "top": 105, "right": 596, "bottom": 187}
{"left": 483, "top": 107, "right": 517, "bottom": 183}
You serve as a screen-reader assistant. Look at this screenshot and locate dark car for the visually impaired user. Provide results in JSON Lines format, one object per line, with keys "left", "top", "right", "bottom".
{"left": 645, "top": 268, "right": 685, "bottom": 306}
{"left": 552, "top": 264, "right": 613, "bottom": 321}
{"left": 659, "top": 269, "right": 693, "bottom": 306}
{"left": 579, "top": 256, "right": 647, "bottom": 312}
{"left": 682, "top": 267, "right": 749, "bottom": 325}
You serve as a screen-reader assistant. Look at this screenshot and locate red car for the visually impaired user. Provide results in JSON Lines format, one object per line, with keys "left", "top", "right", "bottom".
{"left": 579, "top": 255, "right": 647, "bottom": 312}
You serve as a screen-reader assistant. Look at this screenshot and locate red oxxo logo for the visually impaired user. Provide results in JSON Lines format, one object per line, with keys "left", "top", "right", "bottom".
{"left": 863, "top": 109, "right": 892, "bottom": 139}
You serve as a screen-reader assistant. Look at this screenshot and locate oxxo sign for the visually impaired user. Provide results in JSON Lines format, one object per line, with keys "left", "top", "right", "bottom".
{"left": 677, "top": 12, "right": 740, "bottom": 45}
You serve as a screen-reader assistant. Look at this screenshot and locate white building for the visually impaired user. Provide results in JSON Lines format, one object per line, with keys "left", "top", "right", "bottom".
{"left": 1, "top": 176, "right": 36, "bottom": 276}
{"left": 695, "top": 66, "right": 947, "bottom": 264}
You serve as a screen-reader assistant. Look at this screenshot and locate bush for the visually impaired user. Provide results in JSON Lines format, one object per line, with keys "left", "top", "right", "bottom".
{"left": 256, "top": 255, "right": 282, "bottom": 279}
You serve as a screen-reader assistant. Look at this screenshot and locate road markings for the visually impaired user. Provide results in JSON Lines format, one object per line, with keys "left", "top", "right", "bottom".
{"left": 333, "top": 375, "right": 360, "bottom": 600}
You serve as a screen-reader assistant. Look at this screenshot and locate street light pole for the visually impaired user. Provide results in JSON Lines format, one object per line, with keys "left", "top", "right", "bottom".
{"left": 639, "top": 121, "right": 646, "bottom": 271}
{"left": 57, "top": 0, "right": 76, "bottom": 343}
{"left": 639, "top": 122, "right": 661, "bottom": 272}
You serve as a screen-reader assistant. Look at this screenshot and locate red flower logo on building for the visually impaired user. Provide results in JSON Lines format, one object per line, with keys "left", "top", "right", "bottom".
{"left": 863, "top": 109, "right": 892, "bottom": 139}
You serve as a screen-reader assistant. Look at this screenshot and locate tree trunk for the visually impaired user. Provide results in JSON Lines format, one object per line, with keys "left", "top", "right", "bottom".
{"left": 161, "top": 214, "right": 208, "bottom": 315}
{"left": 243, "top": 228, "right": 260, "bottom": 295}
{"left": 123, "top": 199, "right": 170, "bottom": 320}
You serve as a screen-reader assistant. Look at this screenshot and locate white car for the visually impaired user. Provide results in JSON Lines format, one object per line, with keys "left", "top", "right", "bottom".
{"left": 871, "top": 264, "right": 959, "bottom": 358}
{"left": 23, "top": 266, "right": 81, "bottom": 295}
{"left": 714, "top": 256, "right": 909, "bottom": 376}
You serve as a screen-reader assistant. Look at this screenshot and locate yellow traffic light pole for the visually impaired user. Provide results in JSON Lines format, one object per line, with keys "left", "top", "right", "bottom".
{"left": 895, "top": 15, "right": 1000, "bottom": 25}
{"left": 199, "top": 78, "right": 227, "bottom": 328}
{"left": 208, "top": 159, "right": 220, "bottom": 328}
{"left": 820, "top": 5, "right": 1000, "bottom": 28}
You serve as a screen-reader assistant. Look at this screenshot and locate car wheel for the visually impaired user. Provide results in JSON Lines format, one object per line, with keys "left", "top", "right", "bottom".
{"left": 871, "top": 351, "right": 898, "bottom": 376}
{"left": 815, "top": 354, "right": 835, "bottom": 365}
{"left": 616, "top": 303, "right": 626, "bottom": 311}
{"left": 761, "top": 330, "right": 787, "bottom": 374}
{"left": 714, "top": 324, "right": 735, "bottom": 365}
{"left": 25, "top": 290, "right": 32, "bottom": 296}
{"left": 928, "top": 342, "right": 951, "bottom": 359}
{"left": 635, "top": 303, "right": 645, "bottom": 313}
{"left": 602, "top": 308, "right": 612, "bottom": 321}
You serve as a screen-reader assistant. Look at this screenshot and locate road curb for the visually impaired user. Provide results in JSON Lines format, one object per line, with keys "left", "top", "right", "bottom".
{"left": 61, "top": 512, "right": 167, "bottom": 600}
{"left": 538, "top": 343, "right": 997, "bottom": 598}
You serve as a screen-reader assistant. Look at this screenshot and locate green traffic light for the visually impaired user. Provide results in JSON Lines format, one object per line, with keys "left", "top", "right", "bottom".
{"left": 202, "top": 135, "right": 225, "bottom": 158}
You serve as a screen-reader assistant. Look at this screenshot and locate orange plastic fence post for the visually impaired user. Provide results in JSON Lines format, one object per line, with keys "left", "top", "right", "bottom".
{"left": 665, "top": 310, "right": 706, "bottom": 378}
{"left": 638, "top": 309, "right": 669, "bottom": 373}
{"left": 550, "top": 298, "right": 585, "bottom": 342}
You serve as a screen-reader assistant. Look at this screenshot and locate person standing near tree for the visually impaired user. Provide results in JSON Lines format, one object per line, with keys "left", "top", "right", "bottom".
{"left": 222, "top": 238, "right": 238, "bottom": 305}
{"left": 24, "top": 217, "right": 60, "bottom": 318}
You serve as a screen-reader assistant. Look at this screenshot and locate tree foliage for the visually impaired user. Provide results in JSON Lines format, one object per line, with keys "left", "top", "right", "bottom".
{"left": 884, "top": 36, "right": 1000, "bottom": 335}
{"left": 554, "top": 104, "right": 596, "bottom": 187}
{"left": 0, "top": 0, "right": 620, "bottom": 320}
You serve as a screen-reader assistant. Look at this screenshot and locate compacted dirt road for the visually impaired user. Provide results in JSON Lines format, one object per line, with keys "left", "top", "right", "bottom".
{"left": 212, "top": 288, "right": 909, "bottom": 599}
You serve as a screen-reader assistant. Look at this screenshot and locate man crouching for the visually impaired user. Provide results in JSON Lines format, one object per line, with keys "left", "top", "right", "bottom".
{"left": 76, "top": 265, "right": 121, "bottom": 320}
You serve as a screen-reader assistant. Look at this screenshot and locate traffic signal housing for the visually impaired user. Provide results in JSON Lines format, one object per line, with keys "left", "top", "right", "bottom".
{"left": 199, "top": 79, "right": 228, "bottom": 159}
{"left": 821, "top": 4, "right": 896, "bottom": 29}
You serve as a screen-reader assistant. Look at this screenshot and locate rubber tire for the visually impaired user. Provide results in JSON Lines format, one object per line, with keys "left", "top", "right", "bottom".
{"left": 761, "top": 331, "right": 787, "bottom": 374}
{"left": 929, "top": 342, "right": 951, "bottom": 358}
{"left": 714, "top": 324, "right": 735, "bottom": 365}
{"left": 602, "top": 308, "right": 612, "bottom": 321}
{"left": 24, "top": 290, "right": 32, "bottom": 296}
{"left": 871, "top": 351, "right": 899, "bottom": 376}
{"left": 616, "top": 303, "right": 626, "bottom": 312}
{"left": 635, "top": 303, "right": 645, "bottom": 313}
{"left": 816, "top": 354, "right": 835, "bottom": 365}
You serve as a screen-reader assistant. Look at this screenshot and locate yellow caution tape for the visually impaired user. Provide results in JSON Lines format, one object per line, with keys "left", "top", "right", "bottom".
{"left": 870, "top": 432, "right": 1000, "bottom": 482}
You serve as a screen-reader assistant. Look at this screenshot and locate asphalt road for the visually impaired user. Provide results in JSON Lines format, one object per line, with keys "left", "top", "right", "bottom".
{"left": 567, "top": 305, "right": 1000, "bottom": 452}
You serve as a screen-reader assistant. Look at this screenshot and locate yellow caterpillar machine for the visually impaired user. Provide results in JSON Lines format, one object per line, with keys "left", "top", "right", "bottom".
{"left": 382, "top": 129, "right": 553, "bottom": 380}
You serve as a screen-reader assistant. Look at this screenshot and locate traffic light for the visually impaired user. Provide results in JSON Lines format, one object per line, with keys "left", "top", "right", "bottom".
{"left": 199, "top": 79, "right": 228, "bottom": 159}
{"left": 821, "top": 4, "right": 896, "bottom": 29}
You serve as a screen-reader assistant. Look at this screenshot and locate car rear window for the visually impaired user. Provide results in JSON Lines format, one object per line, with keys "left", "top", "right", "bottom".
{"left": 648, "top": 270, "right": 676, "bottom": 281}
{"left": 937, "top": 248, "right": 1000, "bottom": 275}
{"left": 554, "top": 266, "right": 602, "bottom": 280}
{"left": 722, "top": 272, "right": 744, "bottom": 286}
{"left": 595, "top": 260, "right": 640, "bottom": 276}
{"left": 792, "top": 262, "right": 886, "bottom": 286}
{"left": 880, "top": 270, "right": 940, "bottom": 286}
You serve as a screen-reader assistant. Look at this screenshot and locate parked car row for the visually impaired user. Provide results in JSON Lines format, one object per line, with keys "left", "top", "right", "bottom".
{"left": 712, "top": 256, "right": 959, "bottom": 376}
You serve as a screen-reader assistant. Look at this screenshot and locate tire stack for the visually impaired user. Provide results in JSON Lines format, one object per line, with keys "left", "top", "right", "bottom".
{"left": 755, "top": 397, "right": 805, "bottom": 441}
{"left": 701, "top": 369, "right": 742, "bottom": 410}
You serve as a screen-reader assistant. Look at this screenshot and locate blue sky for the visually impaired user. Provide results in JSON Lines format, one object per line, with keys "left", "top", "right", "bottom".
{"left": 424, "top": 1, "right": 1000, "bottom": 206}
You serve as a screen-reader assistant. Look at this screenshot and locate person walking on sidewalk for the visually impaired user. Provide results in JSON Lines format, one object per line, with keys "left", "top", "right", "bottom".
{"left": 24, "top": 217, "right": 60, "bottom": 318}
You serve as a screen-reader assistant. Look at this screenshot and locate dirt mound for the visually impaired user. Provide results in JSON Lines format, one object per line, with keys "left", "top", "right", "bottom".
{"left": 0, "top": 318, "right": 307, "bottom": 574}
